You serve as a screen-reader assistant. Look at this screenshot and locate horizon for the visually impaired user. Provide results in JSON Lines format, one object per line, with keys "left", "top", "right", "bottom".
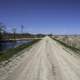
{"left": 0, "top": 0, "right": 80, "bottom": 34}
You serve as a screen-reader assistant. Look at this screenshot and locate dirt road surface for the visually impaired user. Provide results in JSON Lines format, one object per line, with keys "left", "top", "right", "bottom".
{"left": 0, "top": 36, "right": 80, "bottom": 80}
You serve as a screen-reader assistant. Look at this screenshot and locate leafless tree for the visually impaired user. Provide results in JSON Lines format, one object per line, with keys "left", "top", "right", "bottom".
{"left": 0, "top": 23, "right": 6, "bottom": 40}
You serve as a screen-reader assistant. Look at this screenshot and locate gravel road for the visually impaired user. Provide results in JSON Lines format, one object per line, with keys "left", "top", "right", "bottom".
{"left": 0, "top": 36, "right": 80, "bottom": 80}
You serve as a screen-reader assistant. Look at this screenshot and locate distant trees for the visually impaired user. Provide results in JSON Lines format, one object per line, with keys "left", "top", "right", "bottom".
{"left": 48, "top": 34, "right": 53, "bottom": 37}
{"left": 0, "top": 22, "right": 45, "bottom": 40}
{"left": 35, "top": 34, "right": 45, "bottom": 38}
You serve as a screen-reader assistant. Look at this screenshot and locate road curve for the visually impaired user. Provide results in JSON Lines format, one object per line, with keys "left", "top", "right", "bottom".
{"left": 1, "top": 36, "right": 80, "bottom": 80}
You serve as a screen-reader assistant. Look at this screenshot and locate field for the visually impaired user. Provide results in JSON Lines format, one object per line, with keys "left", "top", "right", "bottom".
{"left": 53, "top": 35, "right": 80, "bottom": 50}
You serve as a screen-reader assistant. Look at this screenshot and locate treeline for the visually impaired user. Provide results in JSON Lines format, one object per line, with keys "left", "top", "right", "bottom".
{"left": 2, "top": 33, "right": 45, "bottom": 40}
{"left": 0, "top": 22, "right": 45, "bottom": 41}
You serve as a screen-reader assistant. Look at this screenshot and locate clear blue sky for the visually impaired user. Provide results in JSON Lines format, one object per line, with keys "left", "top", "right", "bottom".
{"left": 0, "top": 0, "right": 80, "bottom": 34}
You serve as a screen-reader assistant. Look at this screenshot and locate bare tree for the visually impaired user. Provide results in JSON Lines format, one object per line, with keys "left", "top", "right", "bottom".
{"left": 0, "top": 23, "right": 6, "bottom": 40}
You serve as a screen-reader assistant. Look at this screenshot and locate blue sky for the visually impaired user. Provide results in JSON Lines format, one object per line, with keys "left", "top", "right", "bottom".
{"left": 0, "top": 0, "right": 80, "bottom": 34}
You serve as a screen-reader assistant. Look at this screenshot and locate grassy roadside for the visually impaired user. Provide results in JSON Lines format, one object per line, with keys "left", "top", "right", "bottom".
{"left": 0, "top": 39, "right": 41, "bottom": 62}
{"left": 53, "top": 38, "right": 80, "bottom": 54}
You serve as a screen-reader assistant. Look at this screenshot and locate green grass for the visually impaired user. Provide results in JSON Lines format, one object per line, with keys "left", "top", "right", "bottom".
{"left": 0, "top": 39, "right": 41, "bottom": 62}
{"left": 53, "top": 38, "right": 80, "bottom": 54}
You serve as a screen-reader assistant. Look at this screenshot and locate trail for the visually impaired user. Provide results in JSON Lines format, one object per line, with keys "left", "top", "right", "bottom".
{"left": 1, "top": 36, "right": 80, "bottom": 80}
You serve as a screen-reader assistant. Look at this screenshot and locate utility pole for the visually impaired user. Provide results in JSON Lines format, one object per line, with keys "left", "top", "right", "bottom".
{"left": 12, "top": 27, "right": 16, "bottom": 41}
{"left": 21, "top": 25, "right": 24, "bottom": 34}
{"left": 21, "top": 25, "right": 24, "bottom": 39}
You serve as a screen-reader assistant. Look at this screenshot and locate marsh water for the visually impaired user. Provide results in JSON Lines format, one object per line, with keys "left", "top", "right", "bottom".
{"left": 0, "top": 40, "right": 31, "bottom": 51}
